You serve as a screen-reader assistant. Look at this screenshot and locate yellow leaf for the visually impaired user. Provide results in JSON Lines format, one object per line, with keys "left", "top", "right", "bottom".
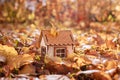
{"left": 9, "top": 54, "right": 34, "bottom": 69}
{"left": 0, "top": 44, "right": 18, "bottom": 63}
{"left": 28, "top": 13, "right": 35, "bottom": 20}
{"left": 16, "top": 8, "right": 22, "bottom": 18}
{"left": 50, "top": 27, "right": 57, "bottom": 37}
{"left": 2, "top": 11, "right": 8, "bottom": 17}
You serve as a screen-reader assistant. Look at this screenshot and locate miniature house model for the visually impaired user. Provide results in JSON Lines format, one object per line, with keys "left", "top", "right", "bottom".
{"left": 39, "top": 30, "right": 76, "bottom": 58}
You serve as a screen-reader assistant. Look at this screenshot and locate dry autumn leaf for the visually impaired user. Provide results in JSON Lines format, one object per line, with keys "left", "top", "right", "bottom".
{"left": 0, "top": 44, "right": 18, "bottom": 63}
{"left": 93, "top": 72, "right": 112, "bottom": 80}
{"left": 105, "top": 60, "right": 117, "bottom": 70}
{"left": 50, "top": 27, "right": 58, "bottom": 37}
{"left": 8, "top": 54, "right": 34, "bottom": 69}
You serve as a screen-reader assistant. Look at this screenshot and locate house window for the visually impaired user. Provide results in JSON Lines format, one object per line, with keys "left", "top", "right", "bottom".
{"left": 55, "top": 48, "right": 66, "bottom": 58}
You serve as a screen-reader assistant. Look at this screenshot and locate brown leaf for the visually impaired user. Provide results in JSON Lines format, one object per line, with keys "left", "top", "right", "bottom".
{"left": 106, "top": 39, "right": 116, "bottom": 49}
{"left": 93, "top": 34, "right": 104, "bottom": 46}
{"left": 8, "top": 54, "right": 34, "bottom": 69}
{"left": 19, "top": 64, "right": 35, "bottom": 74}
{"left": 93, "top": 72, "right": 112, "bottom": 80}
{"left": 105, "top": 60, "right": 117, "bottom": 70}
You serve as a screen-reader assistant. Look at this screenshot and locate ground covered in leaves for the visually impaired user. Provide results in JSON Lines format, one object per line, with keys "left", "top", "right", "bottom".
{"left": 0, "top": 25, "right": 120, "bottom": 80}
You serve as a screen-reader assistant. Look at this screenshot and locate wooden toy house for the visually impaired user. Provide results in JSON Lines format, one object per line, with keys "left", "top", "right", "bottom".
{"left": 39, "top": 30, "right": 76, "bottom": 58}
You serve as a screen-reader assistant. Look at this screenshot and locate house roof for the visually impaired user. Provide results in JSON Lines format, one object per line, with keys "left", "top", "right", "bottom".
{"left": 40, "top": 30, "right": 75, "bottom": 46}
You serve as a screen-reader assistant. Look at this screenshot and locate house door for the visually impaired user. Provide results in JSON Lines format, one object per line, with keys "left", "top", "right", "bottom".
{"left": 55, "top": 47, "right": 66, "bottom": 58}
{"left": 41, "top": 46, "right": 46, "bottom": 56}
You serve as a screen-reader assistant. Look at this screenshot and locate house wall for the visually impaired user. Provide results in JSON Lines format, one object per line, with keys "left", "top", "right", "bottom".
{"left": 40, "top": 37, "right": 54, "bottom": 57}
{"left": 40, "top": 37, "right": 46, "bottom": 47}
{"left": 67, "top": 45, "right": 74, "bottom": 54}
{"left": 47, "top": 46, "right": 54, "bottom": 57}
{"left": 40, "top": 37, "right": 47, "bottom": 53}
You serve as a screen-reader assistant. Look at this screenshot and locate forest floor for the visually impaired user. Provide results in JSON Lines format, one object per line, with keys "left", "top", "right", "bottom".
{"left": 0, "top": 22, "right": 120, "bottom": 80}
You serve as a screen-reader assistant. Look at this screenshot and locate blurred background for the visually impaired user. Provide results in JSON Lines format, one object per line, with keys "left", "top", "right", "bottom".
{"left": 0, "top": 0, "right": 120, "bottom": 32}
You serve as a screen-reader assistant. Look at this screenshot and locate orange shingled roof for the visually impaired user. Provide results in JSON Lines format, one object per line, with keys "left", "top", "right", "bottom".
{"left": 41, "top": 30, "right": 75, "bottom": 45}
